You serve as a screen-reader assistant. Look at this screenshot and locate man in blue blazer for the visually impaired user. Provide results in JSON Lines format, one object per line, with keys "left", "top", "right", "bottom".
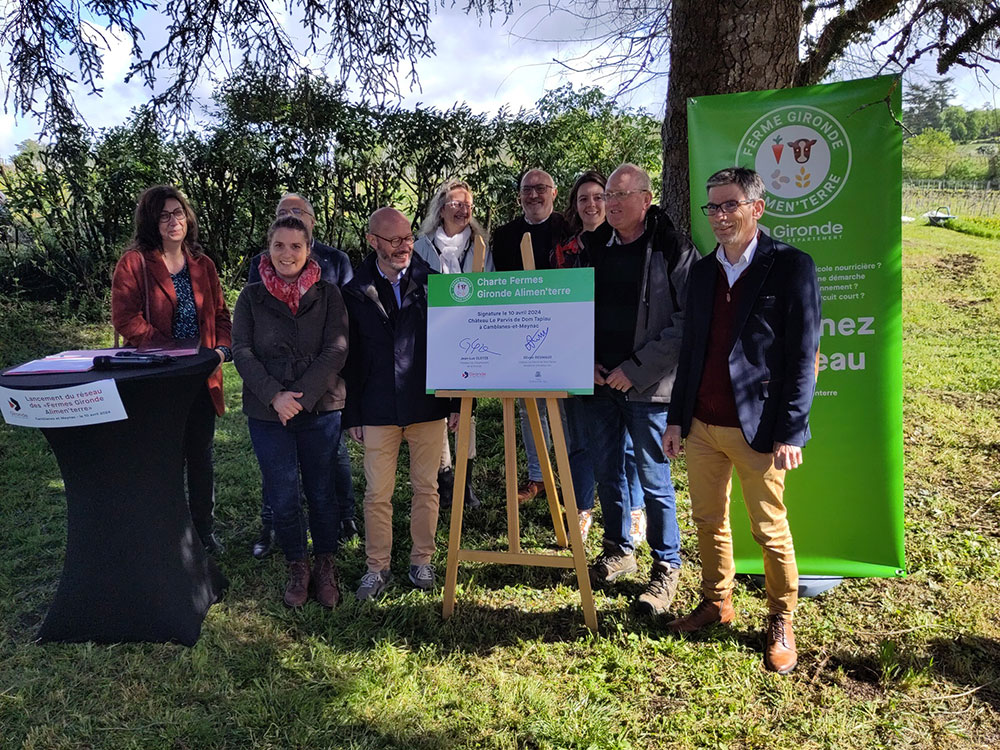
{"left": 663, "top": 167, "right": 821, "bottom": 675}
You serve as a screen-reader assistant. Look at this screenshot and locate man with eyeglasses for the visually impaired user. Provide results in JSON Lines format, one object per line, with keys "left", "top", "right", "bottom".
{"left": 491, "top": 169, "right": 572, "bottom": 502}
{"left": 341, "top": 207, "right": 458, "bottom": 600}
{"left": 663, "top": 167, "right": 821, "bottom": 675}
{"left": 246, "top": 193, "right": 358, "bottom": 559}
{"left": 582, "top": 163, "right": 699, "bottom": 620}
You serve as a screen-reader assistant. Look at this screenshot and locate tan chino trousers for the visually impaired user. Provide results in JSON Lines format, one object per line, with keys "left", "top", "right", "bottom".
{"left": 361, "top": 419, "right": 447, "bottom": 573}
{"left": 685, "top": 418, "right": 798, "bottom": 615}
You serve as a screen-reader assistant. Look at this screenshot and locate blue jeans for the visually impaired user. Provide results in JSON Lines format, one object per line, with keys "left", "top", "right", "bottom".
{"left": 260, "top": 431, "right": 354, "bottom": 526}
{"left": 581, "top": 386, "right": 681, "bottom": 566}
{"left": 248, "top": 411, "right": 342, "bottom": 561}
{"left": 518, "top": 398, "right": 551, "bottom": 482}
{"left": 565, "top": 398, "right": 645, "bottom": 514}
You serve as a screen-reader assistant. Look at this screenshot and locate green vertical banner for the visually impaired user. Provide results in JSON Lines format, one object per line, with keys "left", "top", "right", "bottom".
{"left": 687, "top": 76, "right": 905, "bottom": 578}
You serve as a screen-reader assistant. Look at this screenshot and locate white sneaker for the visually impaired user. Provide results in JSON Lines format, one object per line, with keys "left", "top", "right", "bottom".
{"left": 578, "top": 510, "right": 594, "bottom": 542}
{"left": 630, "top": 509, "right": 647, "bottom": 547}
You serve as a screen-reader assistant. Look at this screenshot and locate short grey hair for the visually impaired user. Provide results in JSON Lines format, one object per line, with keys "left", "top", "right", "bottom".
{"left": 705, "top": 167, "right": 765, "bottom": 201}
{"left": 608, "top": 163, "right": 652, "bottom": 192}
{"left": 276, "top": 192, "right": 316, "bottom": 215}
{"left": 418, "top": 178, "right": 488, "bottom": 243}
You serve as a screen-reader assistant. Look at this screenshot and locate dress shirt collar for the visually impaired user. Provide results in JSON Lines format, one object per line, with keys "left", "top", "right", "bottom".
{"left": 715, "top": 232, "right": 759, "bottom": 288}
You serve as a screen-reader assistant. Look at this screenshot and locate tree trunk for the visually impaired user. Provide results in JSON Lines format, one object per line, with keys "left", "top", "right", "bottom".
{"left": 661, "top": 0, "right": 802, "bottom": 233}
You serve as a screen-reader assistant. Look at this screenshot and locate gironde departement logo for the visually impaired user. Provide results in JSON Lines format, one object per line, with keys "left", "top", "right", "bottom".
{"left": 736, "top": 105, "right": 852, "bottom": 219}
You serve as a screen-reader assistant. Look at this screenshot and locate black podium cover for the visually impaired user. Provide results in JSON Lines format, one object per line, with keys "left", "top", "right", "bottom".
{"left": 1, "top": 349, "right": 228, "bottom": 645}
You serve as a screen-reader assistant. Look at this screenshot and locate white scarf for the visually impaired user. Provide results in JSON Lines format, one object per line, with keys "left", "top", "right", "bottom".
{"left": 433, "top": 226, "right": 472, "bottom": 273}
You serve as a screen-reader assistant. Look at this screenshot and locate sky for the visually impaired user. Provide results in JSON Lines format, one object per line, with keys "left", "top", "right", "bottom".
{"left": 1, "top": 4, "right": 997, "bottom": 158}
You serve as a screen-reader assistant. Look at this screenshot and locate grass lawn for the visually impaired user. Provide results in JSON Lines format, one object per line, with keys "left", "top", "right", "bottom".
{"left": 1, "top": 223, "right": 998, "bottom": 749}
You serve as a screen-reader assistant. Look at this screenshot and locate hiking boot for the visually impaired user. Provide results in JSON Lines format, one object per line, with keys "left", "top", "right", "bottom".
{"left": 635, "top": 561, "right": 681, "bottom": 616}
{"left": 284, "top": 559, "right": 311, "bottom": 608}
{"left": 517, "top": 479, "right": 545, "bottom": 504}
{"left": 629, "top": 509, "right": 647, "bottom": 547}
{"left": 589, "top": 549, "right": 638, "bottom": 585}
{"left": 339, "top": 518, "right": 359, "bottom": 543}
{"left": 578, "top": 510, "right": 594, "bottom": 542}
{"left": 252, "top": 526, "right": 274, "bottom": 559}
{"left": 356, "top": 569, "right": 392, "bottom": 601}
{"left": 408, "top": 563, "right": 436, "bottom": 590}
{"left": 764, "top": 614, "right": 798, "bottom": 674}
{"left": 312, "top": 553, "right": 340, "bottom": 608}
{"left": 666, "top": 593, "right": 735, "bottom": 633}
{"left": 201, "top": 532, "right": 225, "bottom": 556}
{"left": 438, "top": 467, "right": 455, "bottom": 509}
{"left": 463, "top": 459, "right": 481, "bottom": 510}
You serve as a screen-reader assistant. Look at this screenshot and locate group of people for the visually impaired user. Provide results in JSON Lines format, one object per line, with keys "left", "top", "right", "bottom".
{"left": 110, "top": 162, "right": 820, "bottom": 675}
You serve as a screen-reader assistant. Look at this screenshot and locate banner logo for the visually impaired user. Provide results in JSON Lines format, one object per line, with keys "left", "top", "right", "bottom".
{"left": 8, "top": 397, "right": 20, "bottom": 412}
{"left": 737, "top": 105, "right": 852, "bottom": 218}
{"left": 449, "top": 277, "right": 473, "bottom": 302}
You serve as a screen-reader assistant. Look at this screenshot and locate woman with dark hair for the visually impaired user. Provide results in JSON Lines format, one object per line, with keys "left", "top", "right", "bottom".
{"left": 111, "top": 185, "right": 232, "bottom": 554}
{"left": 232, "top": 216, "right": 349, "bottom": 608}
{"left": 554, "top": 171, "right": 647, "bottom": 545}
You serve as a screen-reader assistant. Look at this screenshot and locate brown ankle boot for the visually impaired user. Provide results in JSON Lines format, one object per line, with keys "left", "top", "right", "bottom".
{"left": 312, "top": 553, "right": 341, "bottom": 608}
{"left": 666, "top": 593, "right": 735, "bottom": 633}
{"left": 764, "top": 614, "right": 797, "bottom": 674}
{"left": 284, "top": 559, "right": 311, "bottom": 608}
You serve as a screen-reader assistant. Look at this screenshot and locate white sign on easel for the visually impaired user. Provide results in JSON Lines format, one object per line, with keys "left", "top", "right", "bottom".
{"left": 0, "top": 380, "right": 128, "bottom": 428}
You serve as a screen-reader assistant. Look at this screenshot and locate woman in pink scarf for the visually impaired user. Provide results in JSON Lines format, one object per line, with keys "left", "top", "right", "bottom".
{"left": 232, "top": 216, "right": 350, "bottom": 608}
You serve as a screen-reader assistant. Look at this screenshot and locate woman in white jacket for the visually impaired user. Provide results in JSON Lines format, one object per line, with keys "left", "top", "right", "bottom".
{"left": 414, "top": 179, "right": 493, "bottom": 510}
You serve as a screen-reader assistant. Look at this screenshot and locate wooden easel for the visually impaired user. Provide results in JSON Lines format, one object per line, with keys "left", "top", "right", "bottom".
{"left": 438, "top": 233, "right": 598, "bottom": 632}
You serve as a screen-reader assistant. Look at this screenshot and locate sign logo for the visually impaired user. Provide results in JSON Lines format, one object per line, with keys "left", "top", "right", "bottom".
{"left": 449, "top": 277, "right": 473, "bottom": 302}
{"left": 737, "top": 105, "right": 852, "bottom": 218}
{"left": 8, "top": 397, "right": 20, "bottom": 412}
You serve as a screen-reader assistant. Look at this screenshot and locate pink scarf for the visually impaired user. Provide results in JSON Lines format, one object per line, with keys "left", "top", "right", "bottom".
{"left": 258, "top": 255, "right": 321, "bottom": 314}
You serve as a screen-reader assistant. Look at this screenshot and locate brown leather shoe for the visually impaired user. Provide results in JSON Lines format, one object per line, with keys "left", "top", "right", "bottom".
{"left": 284, "top": 559, "right": 311, "bottom": 608}
{"left": 312, "top": 553, "right": 341, "bottom": 608}
{"left": 764, "top": 614, "right": 797, "bottom": 674}
{"left": 517, "top": 480, "right": 545, "bottom": 504}
{"left": 666, "top": 594, "right": 735, "bottom": 633}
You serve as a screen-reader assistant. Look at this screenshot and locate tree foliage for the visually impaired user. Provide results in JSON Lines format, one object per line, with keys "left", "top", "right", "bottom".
{"left": 0, "top": 74, "right": 660, "bottom": 310}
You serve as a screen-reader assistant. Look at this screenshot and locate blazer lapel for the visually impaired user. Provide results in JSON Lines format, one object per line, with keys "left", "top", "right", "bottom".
{"left": 187, "top": 253, "right": 208, "bottom": 318}
{"left": 730, "top": 233, "right": 775, "bottom": 348}
{"left": 145, "top": 250, "right": 178, "bottom": 307}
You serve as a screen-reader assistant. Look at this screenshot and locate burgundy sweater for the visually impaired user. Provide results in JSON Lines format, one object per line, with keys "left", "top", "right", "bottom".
{"left": 693, "top": 263, "right": 744, "bottom": 428}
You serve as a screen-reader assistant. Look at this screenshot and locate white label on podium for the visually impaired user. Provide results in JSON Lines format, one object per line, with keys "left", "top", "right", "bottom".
{"left": 0, "top": 379, "right": 128, "bottom": 428}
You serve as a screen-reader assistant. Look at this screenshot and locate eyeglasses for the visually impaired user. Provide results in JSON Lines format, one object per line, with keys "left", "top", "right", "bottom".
{"left": 371, "top": 232, "right": 415, "bottom": 248}
{"left": 603, "top": 189, "right": 649, "bottom": 202}
{"left": 276, "top": 207, "right": 314, "bottom": 219}
{"left": 158, "top": 208, "right": 186, "bottom": 224}
{"left": 444, "top": 201, "right": 472, "bottom": 211}
{"left": 701, "top": 199, "right": 755, "bottom": 216}
{"left": 520, "top": 184, "right": 554, "bottom": 196}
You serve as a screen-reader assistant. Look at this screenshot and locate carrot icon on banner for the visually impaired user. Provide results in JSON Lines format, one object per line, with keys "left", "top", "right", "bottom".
{"left": 771, "top": 135, "right": 783, "bottom": 164}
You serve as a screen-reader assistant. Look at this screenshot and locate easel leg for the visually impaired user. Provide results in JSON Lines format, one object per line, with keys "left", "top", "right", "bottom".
{"left": 442, "top": 397, "right": 473, "bottom": 620}
{"left": 547, "top": 397, "right": 598, "bottom": 633}
{"left": 502, "top": 398, "right": 520, "bottom": 553}
{"left": 524, "top": 398, "right": 568, "bottom": 548}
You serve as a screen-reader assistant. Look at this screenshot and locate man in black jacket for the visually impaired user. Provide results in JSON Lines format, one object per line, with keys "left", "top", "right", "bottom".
{"left": 663, "top": 167, "right": 821, "bottom": 675}
{"left": 342, "top": 207, "right": 457, "bottom": 600}
{"left": 491, "top": 169, "right": 571, "bottom": 502}
{"left": 246, "top": 193, "right": 358, "bottom": 559}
